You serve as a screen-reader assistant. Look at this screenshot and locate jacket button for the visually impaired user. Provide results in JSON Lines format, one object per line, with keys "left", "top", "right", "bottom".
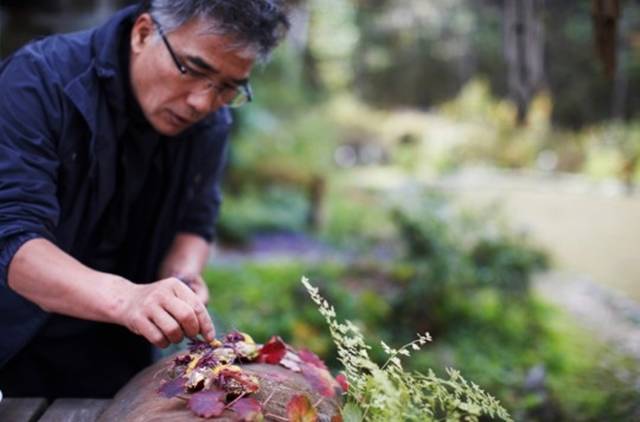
{"left": 194, "top": 173, "right": 202, "bottom": 183}
{"left": 71, "top": 152, "right": 77, "bottom": 161}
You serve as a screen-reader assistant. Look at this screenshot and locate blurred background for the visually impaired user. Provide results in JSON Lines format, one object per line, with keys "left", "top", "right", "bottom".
{"left": 2, "top": 0, "right": 640, "bottom": 419}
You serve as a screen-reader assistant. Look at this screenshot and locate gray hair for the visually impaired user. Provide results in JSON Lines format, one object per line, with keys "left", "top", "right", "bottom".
{"left": 140, "top": 0, "right": 290, "bottom": 61}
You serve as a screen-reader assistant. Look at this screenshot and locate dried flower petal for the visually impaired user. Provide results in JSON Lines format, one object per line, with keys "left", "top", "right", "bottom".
{"left": 189, "top": 340, "right": 212, "bottom": 354}
{"left": 213, "top": 347, "right": 237, "bottom": 365}
{"left": 187, "top": 368, "right": 212, "bottom": 392}
{"left": 235, "top": 341, "right": 259, "bottom": 360}
{"left": 217, "top": 366, "right": 260, "bottom": 395}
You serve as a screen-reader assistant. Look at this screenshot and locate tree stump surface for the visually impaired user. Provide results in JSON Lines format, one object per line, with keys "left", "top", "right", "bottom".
{"left": 99, "top": 353, "right": 341, "bottom": 421}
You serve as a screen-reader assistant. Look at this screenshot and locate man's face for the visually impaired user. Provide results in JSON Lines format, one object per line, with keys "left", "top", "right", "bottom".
{"left": 129, "top": 13, "right": 256, "bottom": 136}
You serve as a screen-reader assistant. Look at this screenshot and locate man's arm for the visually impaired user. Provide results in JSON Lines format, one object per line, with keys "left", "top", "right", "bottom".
{"left": 158, "top": 233, "right": 212, "bottom": 305}
{"left": 8, "top": 238, "right": 216, "bottom": 348}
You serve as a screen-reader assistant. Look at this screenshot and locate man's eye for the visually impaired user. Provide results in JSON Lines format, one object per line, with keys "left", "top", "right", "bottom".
{"left": 185, "top": 66, "right": 207, "bottom": 79}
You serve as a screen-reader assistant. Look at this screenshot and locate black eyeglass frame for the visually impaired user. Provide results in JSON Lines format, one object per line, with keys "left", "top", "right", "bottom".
{"left": 152, "top": 18, "right": 253, "bottom": 107}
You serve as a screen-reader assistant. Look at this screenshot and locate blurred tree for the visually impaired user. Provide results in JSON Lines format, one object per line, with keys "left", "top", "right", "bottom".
{"left": 502, "top": 0, "right": 546, "bottom": 125}
{"left": 592, "top": 0, "right": 620, "bottom": 78}
{"left": 0, "top": 0, "right": 136, "bottom": 57}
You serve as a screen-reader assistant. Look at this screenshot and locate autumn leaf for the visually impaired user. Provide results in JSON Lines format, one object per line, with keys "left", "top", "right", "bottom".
{"left": 158, "top": 377, "right": 186, "bottom": 398}
{"left": 335, "top": 373, "right": 349, "bottom": 393}
{"left": 235, "top": 340, "right": 259, "bottom": 360}
{"left": 231, "top": 397, "right": 264, "bottom": 422}
{"left": 186, "top": 367, "right": 212, "bottom": 392}
{"left": 287, "top": 394, "right": 318, "bottom": 422}
{"left": 298, "top": 348, "right": 328, "bottom": 370}
{"left": 257, "top": 336, "right": 287, "bottom": 364}
{"left": 188, "top": 390, "right": 226, "bottom": 418}
{"left": 217, "top": 366, "right": 260, "bottom": 395}
{"left": 301, "top": 362, "right": 339, "bottom": 398}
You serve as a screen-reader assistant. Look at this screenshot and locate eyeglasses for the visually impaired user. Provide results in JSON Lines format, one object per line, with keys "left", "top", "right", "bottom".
{"left": 153, "top": 18, "right": 253, "bottom": 108}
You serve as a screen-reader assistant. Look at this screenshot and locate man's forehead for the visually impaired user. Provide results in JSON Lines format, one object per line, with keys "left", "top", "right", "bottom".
{"left": 171, "top": 18, "right": 257, "bottom": 64}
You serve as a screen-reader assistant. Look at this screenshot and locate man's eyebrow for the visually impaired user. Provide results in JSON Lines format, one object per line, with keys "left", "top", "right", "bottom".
{"left": 186, "top": 55, "right": 250, "bottom": 86}
{"left": 186, "top": 55, "right": 216, "bottom": 73}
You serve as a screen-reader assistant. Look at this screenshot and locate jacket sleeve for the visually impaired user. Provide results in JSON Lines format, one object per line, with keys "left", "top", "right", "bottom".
{"left": 0, "top": 51, "right": 63, "bottom": 286}
{"left": 178, "top": 119, "right": 231, "bottom": 243}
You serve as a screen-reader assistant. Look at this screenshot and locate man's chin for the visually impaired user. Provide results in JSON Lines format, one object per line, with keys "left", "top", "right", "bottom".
{"left": 150, "top": 115, "right": 191, "bottom": 137}
{"left": 155, "top": 124, "right": 187, "bottom": 137}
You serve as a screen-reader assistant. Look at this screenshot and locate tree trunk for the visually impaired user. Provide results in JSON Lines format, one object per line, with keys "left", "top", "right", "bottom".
{"left": 592, "top": 0, "right": 620, "bottom": 79}
{"left": 503, "top": 0, "right": 546, "bottom": 125}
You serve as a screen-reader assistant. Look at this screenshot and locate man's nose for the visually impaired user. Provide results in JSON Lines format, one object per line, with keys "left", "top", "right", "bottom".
{"left": 186, "top": 91, "right": 221, "bottom": 116}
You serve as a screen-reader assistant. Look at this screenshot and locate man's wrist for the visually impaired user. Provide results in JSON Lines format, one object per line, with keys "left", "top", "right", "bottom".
{"left": 100, "top": 273, "right": 136, "bottom": 324}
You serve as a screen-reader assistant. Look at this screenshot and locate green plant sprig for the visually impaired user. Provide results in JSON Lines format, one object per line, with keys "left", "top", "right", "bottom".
{"left": 302, "top": 276, "right": 512, "bottom": 422}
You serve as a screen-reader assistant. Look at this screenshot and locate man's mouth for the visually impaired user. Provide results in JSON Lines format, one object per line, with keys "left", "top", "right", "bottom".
{"left": 167, "top": 110, "right": 192, "bottom": 127}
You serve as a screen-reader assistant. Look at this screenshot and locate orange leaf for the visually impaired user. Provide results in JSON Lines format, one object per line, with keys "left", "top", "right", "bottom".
{"left": 286, "top": 394, "right": 318, "bottom": 422}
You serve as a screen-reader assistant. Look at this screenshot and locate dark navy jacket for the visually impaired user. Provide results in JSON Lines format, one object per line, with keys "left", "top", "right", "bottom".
{"left": 0, "top": 6, "right": 231, "bottom": 366}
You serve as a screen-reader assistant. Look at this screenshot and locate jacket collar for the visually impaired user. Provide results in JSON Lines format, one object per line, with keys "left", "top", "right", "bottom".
{"left": 93, "top": 5, "right": 141, "bottom": 115}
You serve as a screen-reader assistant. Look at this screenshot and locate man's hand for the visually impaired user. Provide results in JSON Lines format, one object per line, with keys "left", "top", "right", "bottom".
{"left": 118, "top": 277, "right": 216, "bottom": 348}
{"left": 158, "top": 232, "right": 212, "bottom": 305}
{"left": 176, "top": 274, "right": 209, "bottom": 305}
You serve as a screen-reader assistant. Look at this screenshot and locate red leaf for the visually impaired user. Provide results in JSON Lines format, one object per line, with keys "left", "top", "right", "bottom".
{"left": 188, "top": 390, "right": 226, "bottom": 418}
{"left": 335, "top": 373, "right": 349, "bottom": 393}
{"left": 158, "top": 377, "right": 186, "bottom": 398}
{"left": 231, "top": 397, "right": 264, "bottom": 422}
{"left": 301, "top": 363, "right": 338, "bottom": 398}
{"left": 286, "top": 394, "right": 318, "bottom": 422}
{"left": 257, "top": 336, "right": 286, "bottom": 364}
{"left": 298, "top": 348, "right": 328, "bottom": 370}
{"left": 331, "top": 415, "right": 344, "bottom": 422}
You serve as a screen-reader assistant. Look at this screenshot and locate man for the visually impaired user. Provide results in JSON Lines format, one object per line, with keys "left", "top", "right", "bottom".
{"left": 0, "top": 0, "right": 289, "bottom": 397}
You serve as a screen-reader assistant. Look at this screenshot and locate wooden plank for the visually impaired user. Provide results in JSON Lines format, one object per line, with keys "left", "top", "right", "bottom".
{"left": 0, "top": 398, "right": 48, "bottom": 422}
{"left": 38, "top": 399, "right": 111, "bottom": 422}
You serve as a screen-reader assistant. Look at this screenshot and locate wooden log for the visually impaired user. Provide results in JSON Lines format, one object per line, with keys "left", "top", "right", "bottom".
{"left": 38, "top": 399, "right": 111, "bottom": 422}
{"left": 0, "top": 398, "right": 48, "bottom": 422}
{"left": 99, "top": 354, "right": 342, "bottom": 422}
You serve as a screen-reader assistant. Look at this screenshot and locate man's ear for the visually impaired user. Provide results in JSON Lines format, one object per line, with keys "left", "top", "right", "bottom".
{"left": 131, "top": 13, "right": 154, "bottom": 54}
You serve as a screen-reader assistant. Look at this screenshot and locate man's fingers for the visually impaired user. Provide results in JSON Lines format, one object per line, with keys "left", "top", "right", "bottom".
{"left": 172, "top": 279, "right": 216, "bottom": 342}
{"left": 134, "top": 315, "right": 170, "bottom": 348}
{"left": 162, "top": 297, "right": 200, "bottom": 339}
{"left": 151, "top": 307, "right": 185, "bottom": 344}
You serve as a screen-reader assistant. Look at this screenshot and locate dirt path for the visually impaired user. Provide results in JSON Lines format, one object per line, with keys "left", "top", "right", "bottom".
{"left": 535, "top": 271, "right": 640, "bottom": 360}
{"left": 346, "top": 165, "right": 640, "bottom": 301}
